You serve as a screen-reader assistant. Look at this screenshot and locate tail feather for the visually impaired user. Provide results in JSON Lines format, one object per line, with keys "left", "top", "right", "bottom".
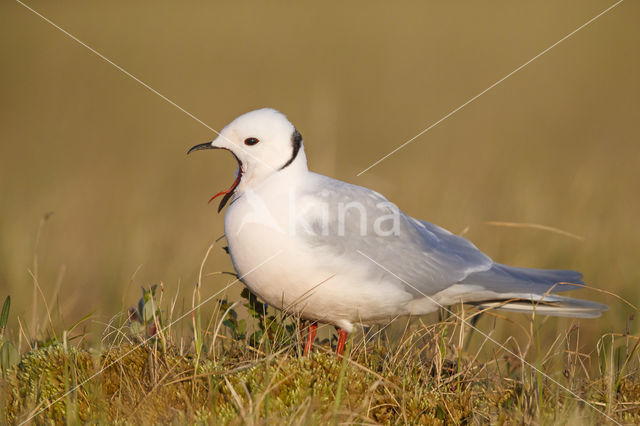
{"left": 472, "top": 295, "right": 608, "bottom": 318}
{"left": 462, "top": 263, "right": 586, "bottom": 294}
{"left": 461, "top": 263, "right": 608, "bottom": 318}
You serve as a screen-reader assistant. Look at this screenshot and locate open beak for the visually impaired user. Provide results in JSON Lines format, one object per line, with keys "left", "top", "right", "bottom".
{"left": 187, "top": 141, "right": 216, "bottom": 155}
{"left": 187, "top": 141, "right": 243, "bottom": 213}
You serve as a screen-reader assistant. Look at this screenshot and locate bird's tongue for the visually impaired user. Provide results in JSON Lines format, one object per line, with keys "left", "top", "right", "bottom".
{"left": 210, "top": 152, "right": 243, "bottom": 213}
{"left": 208, "top": 170, "right": 241, "bottom": 204}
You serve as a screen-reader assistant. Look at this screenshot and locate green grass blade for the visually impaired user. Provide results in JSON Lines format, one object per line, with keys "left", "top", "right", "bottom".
{"left": 0, "top": 296, "right": 10, "bottom": 337}
{"left": 332, "top": 334, "right": 353, "bottom": 422}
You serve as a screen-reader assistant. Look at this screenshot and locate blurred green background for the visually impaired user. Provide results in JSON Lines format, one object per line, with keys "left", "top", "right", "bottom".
{"left": 0, "top": 1, "right": 638, "bottom": 347}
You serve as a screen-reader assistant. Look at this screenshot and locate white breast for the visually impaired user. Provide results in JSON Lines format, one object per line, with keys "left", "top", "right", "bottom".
{"left": 222, "top": 173, "right": 414, "bottom": 331}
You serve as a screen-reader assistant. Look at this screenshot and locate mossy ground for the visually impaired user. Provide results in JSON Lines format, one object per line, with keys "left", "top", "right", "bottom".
{"left": 3, "top": 315, "right": 640, "bottom": 424}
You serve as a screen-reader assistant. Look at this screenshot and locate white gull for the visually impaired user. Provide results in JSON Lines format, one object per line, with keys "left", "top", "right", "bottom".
{"left": 188, "top": 108, "right": 607, "bottom": 356}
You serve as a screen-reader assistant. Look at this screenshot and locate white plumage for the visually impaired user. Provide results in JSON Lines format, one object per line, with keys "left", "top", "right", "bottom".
{"left": 189, "top": 108, "right": 607, "bottom": 342}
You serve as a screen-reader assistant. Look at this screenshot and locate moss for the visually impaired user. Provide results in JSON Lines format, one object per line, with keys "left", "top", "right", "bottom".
{"left": 5, "top": 341, "right": 640, "bottom": 424}
{"left": 197, "top": 352, "right": 480, "bottom": 424}
{"left": 7, "top": 345, "right": 94, "bottom": 423}
{"left": 5, "top": 344, "right": 209, "bottom": 424}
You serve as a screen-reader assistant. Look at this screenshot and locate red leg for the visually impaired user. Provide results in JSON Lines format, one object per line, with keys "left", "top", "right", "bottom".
{"left": 303, "top": 321, "right": 318, "bottom": 356}
{"left": 336, "top": 327, "right": 349, "bottom": 358}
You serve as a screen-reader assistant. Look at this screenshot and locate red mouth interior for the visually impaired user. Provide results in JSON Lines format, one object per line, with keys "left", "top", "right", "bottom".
{"left": 209, "top": 170, "right": 242, "bottom": 203}
{"left": 209, "top": 153, "right": 243, "bottom": 211}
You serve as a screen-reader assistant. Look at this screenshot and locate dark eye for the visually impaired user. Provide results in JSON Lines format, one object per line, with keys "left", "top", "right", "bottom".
{"left": 244, "top": 137, "right": 259, "bottom": 146}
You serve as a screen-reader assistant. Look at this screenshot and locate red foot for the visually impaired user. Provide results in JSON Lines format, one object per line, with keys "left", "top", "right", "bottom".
{"left": 336, "top": 327, "right": 349, "bottom": 359}
{"left": 303, "top": 321, "right": 318, "bottom": 356}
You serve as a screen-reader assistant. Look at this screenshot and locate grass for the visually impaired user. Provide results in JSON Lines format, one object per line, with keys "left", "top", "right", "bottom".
{"left": 2, "top": 279, "right": 640, "bottom": 424}
{"left": 3, "top": 226, "right": 637, "bottom": 424}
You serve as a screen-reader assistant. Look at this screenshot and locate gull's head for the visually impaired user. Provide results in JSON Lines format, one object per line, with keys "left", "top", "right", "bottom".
{"left": 188, "top": 108, "right": 305, "bottom": 211}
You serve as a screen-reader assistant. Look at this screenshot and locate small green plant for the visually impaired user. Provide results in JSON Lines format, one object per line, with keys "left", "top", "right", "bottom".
{"left": 0, "top": 296, "right": 19, "bottom": 378}
{"left": 217, "top": 298, "right": 246, "bottom": 341}
{"left": 218, "top": 289, "right": 297, "bottom": 350}
{"left": 128, "top": 285, "right": 163, "bottom": 341}
{"left": 244, "top": 288, "right": 296, "bottom": 349}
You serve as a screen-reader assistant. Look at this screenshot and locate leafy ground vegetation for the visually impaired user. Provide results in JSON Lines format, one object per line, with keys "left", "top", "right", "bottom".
{"left": 2, "top": 286, "right": 640, "bottom": 425}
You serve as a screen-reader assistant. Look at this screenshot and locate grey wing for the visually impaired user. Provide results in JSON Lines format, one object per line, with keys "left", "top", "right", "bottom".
{"left": 300, "top": 175, "right": 494, "bottom": 295}
{"left": 461, "top": 263, "right": 585, "bottom": 294}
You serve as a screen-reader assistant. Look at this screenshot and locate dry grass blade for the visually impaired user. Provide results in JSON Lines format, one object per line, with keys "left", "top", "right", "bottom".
{"left": 484, "top": 221, "right": 585, "bottom": 241}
